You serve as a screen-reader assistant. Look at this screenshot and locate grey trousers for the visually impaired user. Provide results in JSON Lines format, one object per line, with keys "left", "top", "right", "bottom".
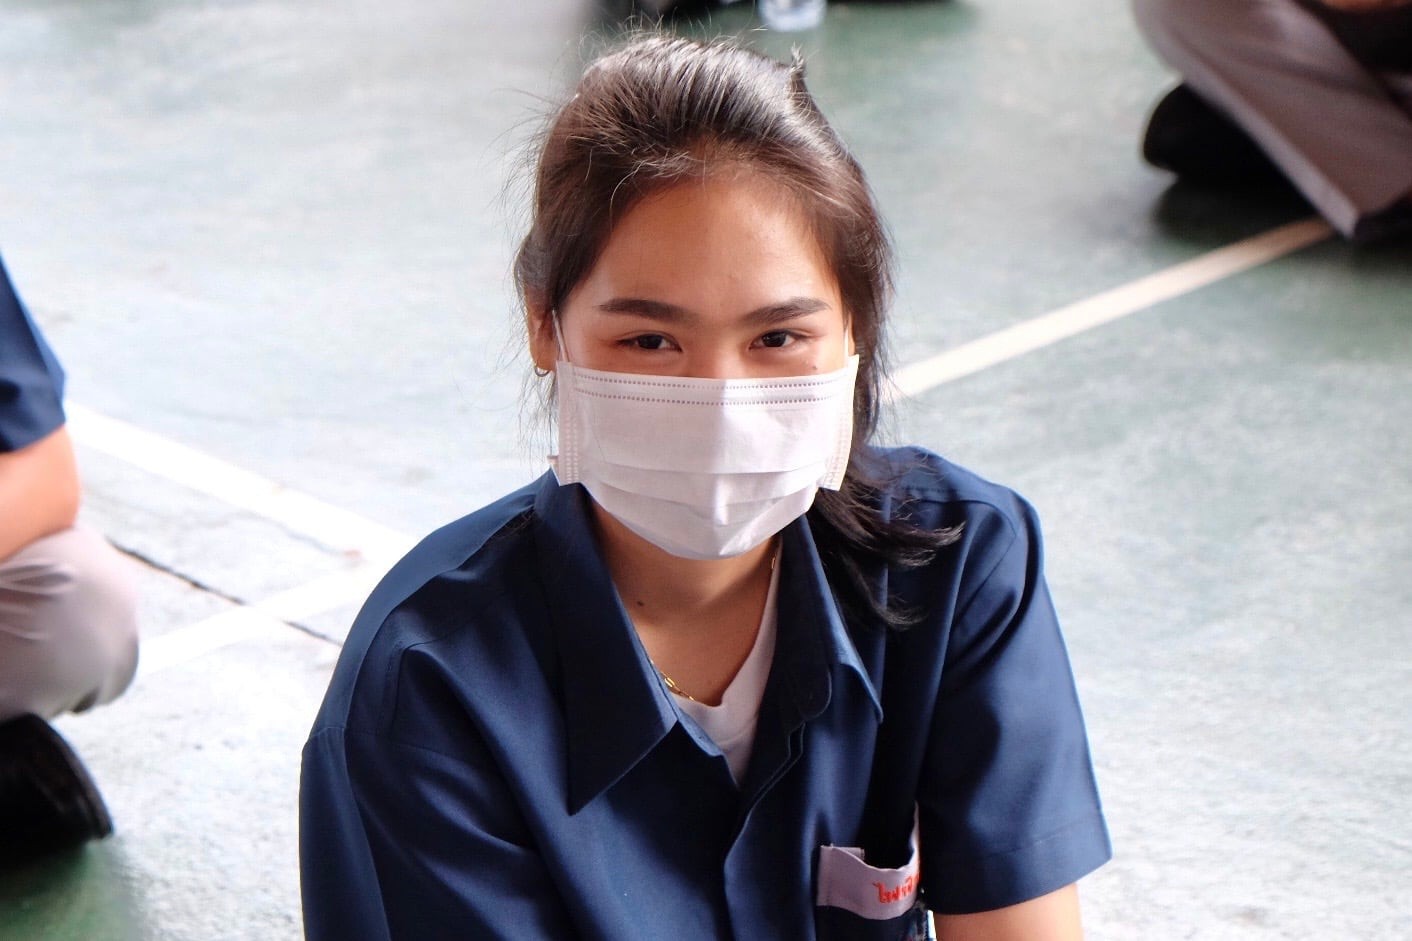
{"left": 1133, "top": 0, "right": 1412, "bottom": 238}
{"left": 0, "top": 527, "right": 139, "bottom": 722}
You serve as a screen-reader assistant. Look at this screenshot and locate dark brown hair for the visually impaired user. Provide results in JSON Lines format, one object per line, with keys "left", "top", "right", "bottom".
{"left": 515, "top": 34, "right": 956, "bottom": 629}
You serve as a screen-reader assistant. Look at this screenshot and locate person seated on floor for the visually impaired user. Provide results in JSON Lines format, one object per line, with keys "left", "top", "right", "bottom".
{"left": 300, "top": 33, "right": 1110, "bottom": 941}
{"left": 1133, "top": 0, "right": 1412, "bottom": 242}
{"left": 0, "top": 253, "right": 139, "bottom": 865}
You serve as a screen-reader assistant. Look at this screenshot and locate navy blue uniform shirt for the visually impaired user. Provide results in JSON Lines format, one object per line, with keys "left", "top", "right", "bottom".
{"left": 0, "top": 255, "right": 67, "bottom": 453}
{"left": 300, "top": 449, "right": 1111, "bottom": 940}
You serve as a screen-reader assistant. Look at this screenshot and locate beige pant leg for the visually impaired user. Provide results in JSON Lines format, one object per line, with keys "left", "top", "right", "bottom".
{"left": 0, "top": 527, "right": 139, "bottom": 721}
{"left": 1133, "top": 0, "right": 1412, "bottom": 237}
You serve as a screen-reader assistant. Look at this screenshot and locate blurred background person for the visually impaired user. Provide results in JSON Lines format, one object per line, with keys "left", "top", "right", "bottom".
{"left": 0, "top": 253, "right": 139, "bottom": 864}
{"left": 1134, "top": 0, "right": 1412, "bottom": 242}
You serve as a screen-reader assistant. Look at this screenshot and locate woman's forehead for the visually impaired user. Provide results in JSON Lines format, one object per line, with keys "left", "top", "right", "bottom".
{"left": 582, "top": 175, "right": 839, "bottom": 304}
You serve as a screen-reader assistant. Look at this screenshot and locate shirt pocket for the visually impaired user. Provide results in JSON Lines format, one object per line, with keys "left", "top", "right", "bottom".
{"left": 814, "top": 814, "right": 931, "bottom": 941}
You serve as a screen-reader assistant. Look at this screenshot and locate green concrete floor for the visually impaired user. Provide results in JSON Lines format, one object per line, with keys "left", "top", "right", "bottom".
{"left": 2, "top": 0, "right": 1409, "bottom": 938}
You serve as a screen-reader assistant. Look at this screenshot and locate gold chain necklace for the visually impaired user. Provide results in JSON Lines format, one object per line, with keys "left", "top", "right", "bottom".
{"left": 657, "top": 670, "right": 701, "bottom": 704}
{"left": 651, "top": 541, "right": 779, "bottom": 706}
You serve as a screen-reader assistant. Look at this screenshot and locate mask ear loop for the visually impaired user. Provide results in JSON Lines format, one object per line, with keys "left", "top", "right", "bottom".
{"left": 546, "top": 310, "right": 571, "bottom": 473}
{"left": 551, "top": 309, "right": 570, "bottom": 364}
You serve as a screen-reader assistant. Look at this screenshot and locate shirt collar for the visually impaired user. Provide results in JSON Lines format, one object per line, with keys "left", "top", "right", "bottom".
{"left": 774, "top": 515, "right": 884, "bottom": 727}
{"left": 532, "top": 474, "right": 677, "bottom": 815}
{"left": 532, "top": 474, "right": 882, "bottom": 814}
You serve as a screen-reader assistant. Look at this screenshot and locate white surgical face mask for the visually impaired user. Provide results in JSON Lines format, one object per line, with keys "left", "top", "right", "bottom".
{"left": 549, "top": 336, "right": 858, "bottom": 560}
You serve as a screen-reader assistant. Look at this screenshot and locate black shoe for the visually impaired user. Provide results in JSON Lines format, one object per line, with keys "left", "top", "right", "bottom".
{"left": 1141, "top": 84, "right": 1288, "bottom": 187}
{"left": 1352, "top": 196, "right": 1412, "bottom": 244}
{"left": 0, "top": 714, "right": 113, "bottom": 865}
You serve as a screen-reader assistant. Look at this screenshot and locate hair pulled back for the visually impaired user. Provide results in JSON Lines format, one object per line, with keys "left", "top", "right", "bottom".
{"left": 516, "top": 34, "right": 956, "bottom": 629}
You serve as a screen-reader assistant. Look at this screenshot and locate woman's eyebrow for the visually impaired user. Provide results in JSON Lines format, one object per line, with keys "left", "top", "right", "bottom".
{"left": 596, "top": 298, "right": 697, "bottom": 323}
{"left": 744, "top": 297, "right": 832, "bottom": 326}
{"left": 596, "top": 296, "right": 831, "bottom": 325}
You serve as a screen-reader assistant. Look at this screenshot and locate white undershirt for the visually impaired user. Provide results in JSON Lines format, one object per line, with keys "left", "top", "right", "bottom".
{"left": 676, "top": 561, "right": 780, "bottom": 785}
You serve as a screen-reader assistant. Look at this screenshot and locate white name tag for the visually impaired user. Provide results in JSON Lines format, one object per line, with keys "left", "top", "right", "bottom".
{"left": 815, "top": 815, "right": 921, "bottom": 920}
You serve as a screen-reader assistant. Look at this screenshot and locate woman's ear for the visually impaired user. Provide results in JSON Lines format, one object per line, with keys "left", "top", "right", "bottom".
{"left": 525, "top": 297, "right": 557, "bottom": 373}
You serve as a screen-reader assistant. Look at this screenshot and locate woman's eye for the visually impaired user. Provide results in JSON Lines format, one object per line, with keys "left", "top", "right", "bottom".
{"left": 630, "top": 334, "right": 670, "bottom": 351}
{"left": 757, "top": 331, "right": 795, "bottom": 349}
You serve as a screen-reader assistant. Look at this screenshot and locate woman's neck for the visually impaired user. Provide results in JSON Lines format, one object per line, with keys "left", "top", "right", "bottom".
{"left": 591, "top": 504, "right": 777, "bottom": 705}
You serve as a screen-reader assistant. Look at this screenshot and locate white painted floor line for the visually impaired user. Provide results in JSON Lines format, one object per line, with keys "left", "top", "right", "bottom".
{"left": 885, "top": 217, "right": 1333, "bottom": 402}
{"left": 135, "top": 567, "right": 387, "bottom": 678}
{"left": 135, "top": 606, "right": 291, "bottom": 679}
{"left": 251, "top": 567, "right": 388, "bottom": 623}
{"left": 66, "top": 403, "right": 416, "bottom": 566}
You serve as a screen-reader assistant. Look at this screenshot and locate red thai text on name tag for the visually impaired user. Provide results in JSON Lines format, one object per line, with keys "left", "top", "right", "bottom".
{"left": 872, "top": 874, "right": 918, "bottom": 905}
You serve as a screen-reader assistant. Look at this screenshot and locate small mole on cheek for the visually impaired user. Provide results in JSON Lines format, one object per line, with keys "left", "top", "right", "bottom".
{"left": 635, "top": 599, "right": 646, "bottom": 607}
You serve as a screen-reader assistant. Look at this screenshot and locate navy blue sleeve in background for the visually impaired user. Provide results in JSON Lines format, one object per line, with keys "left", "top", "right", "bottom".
{"left": 0, "top": 254, "right": 67, "bottom": 453}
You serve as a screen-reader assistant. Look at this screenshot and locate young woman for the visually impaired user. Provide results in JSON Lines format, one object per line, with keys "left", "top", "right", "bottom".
{"left": 300, "top": 34, "right": 1110, "bottom": 941}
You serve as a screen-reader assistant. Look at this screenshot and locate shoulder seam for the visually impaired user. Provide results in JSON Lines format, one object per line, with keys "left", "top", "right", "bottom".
{"left": 375, "top": 506, "right": 536, "bottom": 724}
{"left": 307, "top": 722, "right": 489, "bottom": 770}
{"left": 950, "top": 503, "right": 1023, "bottom": 625}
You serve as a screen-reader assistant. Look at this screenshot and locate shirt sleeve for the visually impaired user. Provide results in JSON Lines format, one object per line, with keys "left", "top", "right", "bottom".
{"left": 300, "top": 722, "right": 578, "bottom": 941}
{"left": 0, "top": 256, "right": 66, "bottom": 453}
{"left": 917, "top": 498, "right": 1111, "bottom": 914}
